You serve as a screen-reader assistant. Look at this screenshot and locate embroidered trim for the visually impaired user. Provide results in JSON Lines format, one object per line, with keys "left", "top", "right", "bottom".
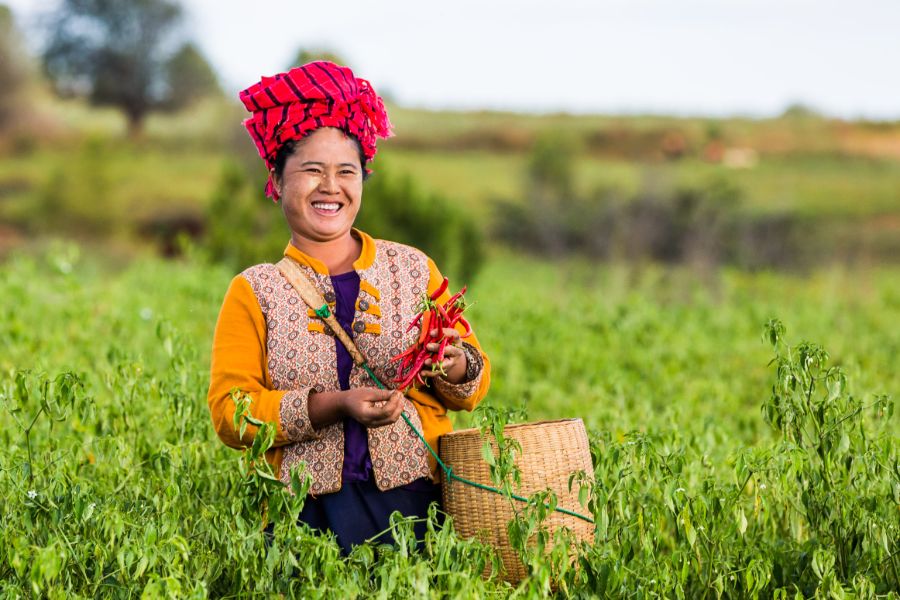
{"left": 359, "top": 280, "right": 381, "bottom": 300}
{"left": 308, "top": 322, "right": 329, "bottom": 334}
{"left": 461, "top": 341, "right": 483, "bottom": 383}
{"left": 355, "top": 300, "right": 382, "bottom": 318}
{"left": 361, "top": 323, "right": 381, "bottom": 335}
{"left": 433, "top": 341, "right": 484, "bottom": 401}
{"left": 279, "top": 388, "right": 318, "bottom": 442}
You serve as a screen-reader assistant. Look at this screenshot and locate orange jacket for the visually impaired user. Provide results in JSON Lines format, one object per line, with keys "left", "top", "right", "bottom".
{"left": 207, "top": 229, "right": 491, "bottom": 492}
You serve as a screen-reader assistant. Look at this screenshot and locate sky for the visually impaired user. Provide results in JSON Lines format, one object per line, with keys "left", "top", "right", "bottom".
{"left": 8, "top": 0, "right": 900, "bottom": 119}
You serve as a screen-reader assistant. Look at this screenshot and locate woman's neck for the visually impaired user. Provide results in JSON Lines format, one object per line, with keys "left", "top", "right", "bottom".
{"left": 290, "top": 230, "right": 362, "bottom": 275}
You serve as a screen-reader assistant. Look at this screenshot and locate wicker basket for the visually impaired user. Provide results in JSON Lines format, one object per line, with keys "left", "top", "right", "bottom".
{"left": 438, "top": 418, "right": 594, "bottom": 583}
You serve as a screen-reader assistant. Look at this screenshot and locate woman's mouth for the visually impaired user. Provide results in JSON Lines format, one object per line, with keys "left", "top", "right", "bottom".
{"left": 311, "top": 201, "right": 342, "bottom": 216}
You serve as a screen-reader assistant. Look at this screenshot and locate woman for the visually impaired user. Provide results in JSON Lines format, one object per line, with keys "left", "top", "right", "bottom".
{"left": 207, "top": 61, "right": 491, "bottom": 554}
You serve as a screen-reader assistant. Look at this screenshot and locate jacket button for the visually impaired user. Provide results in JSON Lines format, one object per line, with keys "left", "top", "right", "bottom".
{"left": 353, "top": 321, "right": 366, "bottom": 333}
{"left": 358, "top": 299, "right": 369, "bottom": 311}
{"left": 323, "top": 291, "right": 336, "bottom": 303}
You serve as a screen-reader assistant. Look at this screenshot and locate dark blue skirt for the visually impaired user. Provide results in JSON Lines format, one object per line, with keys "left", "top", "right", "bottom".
{"left": 298, "top": 477, "right": 442, "bottom": 555}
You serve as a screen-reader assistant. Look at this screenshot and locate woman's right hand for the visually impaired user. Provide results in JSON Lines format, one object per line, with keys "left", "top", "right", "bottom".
{"left": 341, "top": 387, "right": 404, "bottom": 428}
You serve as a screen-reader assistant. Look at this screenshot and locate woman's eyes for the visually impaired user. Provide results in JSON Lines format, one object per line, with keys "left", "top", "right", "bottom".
{"left": 303, "top": 168, "right": 356, "bottom": 176}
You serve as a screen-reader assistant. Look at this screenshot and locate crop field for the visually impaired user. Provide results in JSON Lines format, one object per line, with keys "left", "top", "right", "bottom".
{"left": 1, "top": 245, "right": 898, "bottom": 597}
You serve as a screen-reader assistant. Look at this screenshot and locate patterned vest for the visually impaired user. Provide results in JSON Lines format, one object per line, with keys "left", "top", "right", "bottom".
{"left": 241, "top": 239, "right": 433, "bottom": 494}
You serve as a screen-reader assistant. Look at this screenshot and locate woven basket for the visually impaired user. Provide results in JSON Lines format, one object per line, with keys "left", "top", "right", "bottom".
{"left": 439, "top": 418, "right": 594, "bottom": 583}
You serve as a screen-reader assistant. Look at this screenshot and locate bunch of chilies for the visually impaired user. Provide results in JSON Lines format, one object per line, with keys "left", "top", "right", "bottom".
{"left": 390, "top": 278, "right": 471, "bottom": 390}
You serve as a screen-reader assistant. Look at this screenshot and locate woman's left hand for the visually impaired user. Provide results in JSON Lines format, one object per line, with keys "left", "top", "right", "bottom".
{"left": 421, "top": 327, "right": 468, "bottom": 384}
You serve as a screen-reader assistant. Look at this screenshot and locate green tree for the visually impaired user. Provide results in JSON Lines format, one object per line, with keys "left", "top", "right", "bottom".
{"left": 164, "top": 42, "right": 221, "bottom": 110}
{"left": 289, "top": 48, "right": 349, "bottom": 68}
{"left": 41, "top": 0, "right": 184, "bottom": 136}
{"left": 0, "top": 4, "right": 30, "bottom": 131}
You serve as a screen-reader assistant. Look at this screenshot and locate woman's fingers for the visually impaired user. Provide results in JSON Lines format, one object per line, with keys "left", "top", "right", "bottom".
{"left": 361, "top": 390, "right": 403, "bottom": 428}
{"left": 426, "top": 327, "right": 461, "bottom": 350}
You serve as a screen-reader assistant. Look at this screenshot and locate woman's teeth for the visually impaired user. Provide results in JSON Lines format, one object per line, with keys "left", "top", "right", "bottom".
{"left": 312, "top": 202, "right": 340, "bottom": 212}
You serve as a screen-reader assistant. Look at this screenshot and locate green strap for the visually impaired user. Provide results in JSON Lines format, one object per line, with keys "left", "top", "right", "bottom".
{"left": 360, "top": 363, "right": 594, "bottom": 524}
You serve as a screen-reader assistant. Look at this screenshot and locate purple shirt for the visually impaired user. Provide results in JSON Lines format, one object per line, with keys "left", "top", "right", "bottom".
{"left": 331, "top": 270, "right": 435, "bottom": 491}
{"left": 330, "top": 271, "right": 372, "bottom": 484}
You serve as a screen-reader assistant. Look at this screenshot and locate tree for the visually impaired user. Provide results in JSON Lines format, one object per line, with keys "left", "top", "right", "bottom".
{"left": 42, "top": 0, "right": 184, "bottom": 136}
{"left": 289, "top": 48, "right": 349, "bottom": 69}
{"left": 164, "top": 42, "right": 221, "bottom": 110}
{"left": 0, "top": 4, "right": 30, "bottom": 130}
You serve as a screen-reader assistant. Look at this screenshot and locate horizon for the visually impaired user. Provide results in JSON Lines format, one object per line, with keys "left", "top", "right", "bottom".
{"left": 7, "top": 0, "right": 900, "bottom": 121}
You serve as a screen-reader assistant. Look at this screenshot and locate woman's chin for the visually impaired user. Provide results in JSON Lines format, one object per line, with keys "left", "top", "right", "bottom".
{"left": 295, "top": 223, "right": 353, "bottom": 242}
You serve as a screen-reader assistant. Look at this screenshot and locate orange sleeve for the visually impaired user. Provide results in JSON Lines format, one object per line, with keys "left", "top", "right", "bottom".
{"left": 207, "top": 274, "right": 319, "bottom": 450}
{"left": 425, "top": 257, "right": 491, "bottom": 412}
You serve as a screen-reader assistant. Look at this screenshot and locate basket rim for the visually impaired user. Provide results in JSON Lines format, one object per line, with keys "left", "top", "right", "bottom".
{"left": 442, "top": 418, "right": 584, "bottom": 439}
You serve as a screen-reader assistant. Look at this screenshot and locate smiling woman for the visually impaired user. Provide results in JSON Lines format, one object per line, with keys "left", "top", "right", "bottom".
{"left": 206, "top": 61, "right": 491, "bottom": 555}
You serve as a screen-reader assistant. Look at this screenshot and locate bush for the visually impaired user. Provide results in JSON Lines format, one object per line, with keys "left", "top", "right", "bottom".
{"left": 200, "top": 162, "right": 287, "bottom": 270}
{"left": 29, "top": 137, "right": 117, "bottom": 236}
{"left": 355, "top": 165, "right": 485, "bottom": 283}
{"left": 493, "top": 133, "right": 811, "bottom": 270}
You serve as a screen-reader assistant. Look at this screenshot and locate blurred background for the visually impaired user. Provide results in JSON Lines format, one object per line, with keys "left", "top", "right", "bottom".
{"left": 1, "top": 0, "right": 898, "bottom": 278}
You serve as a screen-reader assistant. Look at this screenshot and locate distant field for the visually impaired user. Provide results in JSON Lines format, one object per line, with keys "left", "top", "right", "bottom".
{"left": 3, "top": 142, "right": 898, "bottom": 229}
{"left": 382, "top": 148, "right": 900, "bottom": 220}
{"left": 1, "top": 96, "right": 898, "bottom": 251}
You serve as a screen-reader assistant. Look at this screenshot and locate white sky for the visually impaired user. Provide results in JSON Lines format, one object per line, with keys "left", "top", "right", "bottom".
{"left": 8, "top": 0, "right": 900, "bottom": 118}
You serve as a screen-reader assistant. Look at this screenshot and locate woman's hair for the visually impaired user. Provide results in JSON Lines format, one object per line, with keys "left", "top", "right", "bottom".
{"left": 273, "top": 128, "right": 370, "bottom": 183}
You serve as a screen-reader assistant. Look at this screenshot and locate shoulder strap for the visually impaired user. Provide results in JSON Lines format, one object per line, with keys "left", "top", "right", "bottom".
{"left": 275, "top": 257, "right": 366, "bottom": 366}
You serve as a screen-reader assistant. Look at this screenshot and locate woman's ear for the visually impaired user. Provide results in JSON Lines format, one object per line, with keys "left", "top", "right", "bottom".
{"left": 269, "top": 168, "right": 282, "bottom": 197}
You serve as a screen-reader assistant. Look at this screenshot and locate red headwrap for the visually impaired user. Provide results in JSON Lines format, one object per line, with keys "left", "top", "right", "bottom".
{"left": 239, "top": 61, "right": 393, "bottom": 201}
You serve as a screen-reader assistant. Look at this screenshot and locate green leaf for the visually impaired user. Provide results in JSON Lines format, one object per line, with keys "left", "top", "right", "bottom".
{"left": 480, "top": 442, "right": 496, "bottom": 466}
{"left": 578, "top": 484, "right": 588, "bottom": 508}
{"left": 837, "top": 432, "right": 850, "bottom": 456}
{"left": 681, "top": 509, "right": 696, "bottom": 548}
{"left": 134, "top": 555, "right": 148, "bottom": 578}
{"left": 737, "top": 508, "right": 747, "bottom": 536}
{"left": 244, "top": 414, "right": 265, "bottom": 427}
{"left": 255, "top": 467, "right": 281, "bottom": 483}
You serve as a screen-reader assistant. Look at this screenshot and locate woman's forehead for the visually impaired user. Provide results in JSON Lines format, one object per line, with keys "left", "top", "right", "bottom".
{"left": 291, "top": 128, "right": 361, "bottom": 163}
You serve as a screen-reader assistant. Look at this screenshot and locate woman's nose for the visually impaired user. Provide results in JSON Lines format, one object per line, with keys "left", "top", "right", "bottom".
{"left": 318, "top": 172, "right": 339, "bottom": 193}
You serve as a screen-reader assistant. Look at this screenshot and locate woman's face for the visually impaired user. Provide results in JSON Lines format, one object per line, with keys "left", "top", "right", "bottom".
{"left": 274, "top": 127, "right": 364, "bottom": 244}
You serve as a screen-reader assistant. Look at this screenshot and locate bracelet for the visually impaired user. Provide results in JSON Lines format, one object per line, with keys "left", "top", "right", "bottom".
{"left": 460, "top": 341, "right": 483, "bottom": 383}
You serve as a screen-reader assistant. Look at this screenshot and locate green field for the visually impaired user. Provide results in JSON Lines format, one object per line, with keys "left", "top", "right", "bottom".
{"left": 1, "top": 245, "right": 897, "bottom": 597}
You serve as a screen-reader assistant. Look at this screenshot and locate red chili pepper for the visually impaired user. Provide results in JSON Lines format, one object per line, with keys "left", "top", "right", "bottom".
{"left": 418, "top": 311, "right": 432, "bottom": 345}
{"left": 430, "top": 277, "right": 449, "bottom": 301}
{"left": 445, "top": 285, "right": 467, "bottom": 307}
{"left": 458, "top": 317, "right": 472, "bottom": 338}
{"left": 390, "top": 346, "right": 415, "bottom": 362}
{"left": 429, "top": 309, "right": 441, "bottom": 338}
{"left": 437, "top": 303, "right": 450, "bottom": 328}
{"left": 398, "top": 351, "right": 427, "bottom": 388}
{"left": 436, "top": 337, "right": 450, "bottom": 363}
{"left": 406, "top": 312, "right": 424, "bottom": 332}
{"left": 398, "top": 353, "right": 415, "bottom": 375}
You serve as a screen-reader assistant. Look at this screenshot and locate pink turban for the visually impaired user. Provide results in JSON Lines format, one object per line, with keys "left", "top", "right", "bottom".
{"left": 239, "top": 61, "right": 393, "bottom": 201}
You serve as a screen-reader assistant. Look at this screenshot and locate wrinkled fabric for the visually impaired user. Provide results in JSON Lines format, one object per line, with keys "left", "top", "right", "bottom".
{"left": 239, "top": 61, "right": 393, "bottom": 200}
